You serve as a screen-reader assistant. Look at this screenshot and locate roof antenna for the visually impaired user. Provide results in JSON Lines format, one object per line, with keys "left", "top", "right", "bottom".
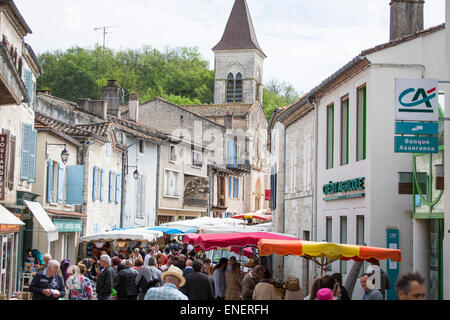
{"left": 94, "top": 25, "right": 119, "bottom": 93}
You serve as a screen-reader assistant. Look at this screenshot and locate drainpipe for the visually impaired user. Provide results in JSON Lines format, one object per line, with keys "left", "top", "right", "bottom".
{"left": 120, "top": 139, "right": 138, "bottom": 229}
{"left": 155, "top": 143, "right": 161, "bottom": 225}
{"left": 308, "top": 96, "right": 319, "bottom": 243}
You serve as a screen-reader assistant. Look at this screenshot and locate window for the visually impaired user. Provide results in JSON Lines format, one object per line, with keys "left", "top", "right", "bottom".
{"left": 192, "top": 149, "right": 203, "bottom": 167}
{"left": 136, "top": 174, "right": 145, "bottom": 218}
{"left": 326, "top": 104, "right": 334, "bottom": 169}
{"left": 164, "top": 169, "right": 180, "bottom": 197}
{"left": 357, "top": 86, "right": 366, "bottom": 161}
{"left": 169, "top": 145, "right": 177, "bottom": 162}
{"left": 356, "top": 215, "right": 365, "bottom": 245}
{"left": 47, "top": 160, "right": 63, "bottom": 204}
{"left": 340, "top": 216, "right": 348, "bottom": 274}
{"left": 226, "top": 73, "right": 243, "bottom": 103}
{"left": 108, "top": 171, "right": 115, "bottom": 203}
{"left": 341, "top": 97, "right": 349, "bottom": 166}
{"left": 139, "top": 140, "right": 145, "bottom": 154}
{"left": 228, "top": 176, "right": 232, "bottom": 198}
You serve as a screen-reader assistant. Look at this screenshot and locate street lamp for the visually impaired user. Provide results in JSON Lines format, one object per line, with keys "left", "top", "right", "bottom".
{"left": 46, "top": 142, "right": 70, "bottom": 165}
{"left": 127, "top": 165, "right": 139, "bottom": 180}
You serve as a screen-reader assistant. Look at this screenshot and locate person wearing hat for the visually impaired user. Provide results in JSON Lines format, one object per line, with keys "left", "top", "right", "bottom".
{"left": 316, "top": 288, "right": 337, "bottom": 300}
{"left": 144, "top": 265, "right": 188, "bottom": 300}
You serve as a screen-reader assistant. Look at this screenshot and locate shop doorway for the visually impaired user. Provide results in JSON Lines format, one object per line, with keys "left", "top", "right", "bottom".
{"left": 429, "top": 219, "right": 444, "bottom": 300}
{"left": 0, "top": 234, "right": 14, "bottom": 295}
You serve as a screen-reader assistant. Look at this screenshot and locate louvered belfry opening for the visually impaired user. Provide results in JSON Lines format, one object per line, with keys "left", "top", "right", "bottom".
{"left": 226, "top": 73, "right": 243, "bottom": 103}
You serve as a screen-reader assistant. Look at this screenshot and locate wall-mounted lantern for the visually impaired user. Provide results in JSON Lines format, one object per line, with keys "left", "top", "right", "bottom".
{"left": 435, "top": 164, "right": 444, "bottom": 190}
{"left": 127, "top": 165, "right": 139, "bottom": 180}
{"left": 46, "top": 142, "right": 70, "bottom": 165}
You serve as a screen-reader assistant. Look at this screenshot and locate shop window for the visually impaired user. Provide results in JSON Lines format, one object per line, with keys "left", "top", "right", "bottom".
{"left": 340, "top": 216, "right": 348, "bottom": 274}
{"left": 169, "top": 145, "right": 177, "bottom": 163}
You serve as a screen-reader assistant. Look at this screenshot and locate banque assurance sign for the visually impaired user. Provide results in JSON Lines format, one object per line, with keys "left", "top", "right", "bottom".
{"left": 323, "top": 177, "right": 365, "bottom": 201}
{"left": 395, "top": 78, "right": 439, "bottom": 122}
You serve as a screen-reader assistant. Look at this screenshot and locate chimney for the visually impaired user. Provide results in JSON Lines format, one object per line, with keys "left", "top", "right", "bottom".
{"left": 77, "top": 98, "right": 108, "bottom": 120}
{"left": 390, "top": 0, "right": 424, "bottom": 41}
{"left": 102, "top": 80, "right": 121, "bottom": 117}
{"left": 128, "top": 92, "right": 139, "bottom": 122}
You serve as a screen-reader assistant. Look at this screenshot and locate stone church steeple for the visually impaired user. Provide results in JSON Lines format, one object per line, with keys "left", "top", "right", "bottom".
{"left": 213, "top": 0, "right": 266, "bottom": 105}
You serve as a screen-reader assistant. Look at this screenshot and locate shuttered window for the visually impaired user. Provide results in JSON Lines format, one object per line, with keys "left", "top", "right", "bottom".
{"left": 28, "top": 130, "right": 37, "bottom": 182}
{"left": 66, "top": 165, "right": 84, "bottom": 205}
{"left": 20, "top": 123, "right": 32, "bottom": 181}
{"left": 136, "top": 174, "right": 145, "bottom": 218}
{"left": 47, "top": 159, "right": 53, "bottom": 203}
{"left": 226, "top": 140, "right": 234, "bottom": 167}
{"left": 109, "top": 170, "right": 114, "bottom": 203}
{"left": 115, "top": 173, "right": 121, "bottom": 204}
{"left": 228, "top": 176, "right": 232, "bottom": 198}
{"left": 57, "top": 162, "right": 64, "bottom": 203}
{"left": 23, "top": 69, "right": 33, "bottom": 106}
{"left": 99, "top": 168, "right": 105, "bottom": 202}
{"left": 92, "top": 166, "right": 98, "bottom": 201}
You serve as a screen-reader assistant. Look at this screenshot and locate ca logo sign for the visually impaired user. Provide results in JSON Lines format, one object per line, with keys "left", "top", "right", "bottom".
{"left": 366, "top": 266, "right": 381, "bottom": 290}
{"left": 398, "top": 87, "right": 436, "bottom": 110}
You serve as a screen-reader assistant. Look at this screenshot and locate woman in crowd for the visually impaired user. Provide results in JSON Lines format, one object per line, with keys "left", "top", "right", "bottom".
{"left": 225, "top": 263, "right": 242, "bottom": 300}
{"left": 66, "top": 264, "right": 94, "bottom": 300}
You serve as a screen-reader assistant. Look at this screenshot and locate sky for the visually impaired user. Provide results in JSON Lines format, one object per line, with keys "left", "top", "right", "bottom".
{"left": 14, "top": 0, "right": 446, "bottom": 95}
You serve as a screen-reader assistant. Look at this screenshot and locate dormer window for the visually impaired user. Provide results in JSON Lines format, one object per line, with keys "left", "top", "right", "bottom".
{"left": 226, "top": 73, "right": 243, "bottom": 103}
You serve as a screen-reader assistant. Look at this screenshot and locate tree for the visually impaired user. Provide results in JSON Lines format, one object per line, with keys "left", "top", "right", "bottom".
{"left": 263, "top": 79, "right": 301, "bottom": 120}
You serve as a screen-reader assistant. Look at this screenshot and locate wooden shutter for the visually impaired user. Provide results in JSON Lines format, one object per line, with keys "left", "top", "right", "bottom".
{"left": 28, "top": 129, "right": 37, "bottom": 183}
{"left": 57, "top": 162, "right": 64, "bottom": 203}
{"left": 109, "top": 170, "right": 113, "bottom": 203}
{"left": 20, "top": 123, "right": 32, "bottom": 180}
{"left": 66, "top": 165, "right": 84, "bottom": 205}
{"left": 47, "top": 159, "right": 53, "bottom": 203}
{"left": 228, "top": 176, "right": 232, "bottom": 198}
{"left": 92, "top": 166, "right": 98, "bottom": 201}
{"left": 115, "top": 173, "right": 121, "bottom": 204}
{"left": 24, "top": 69, "right": 33, "bottom": 105}
{"left": 100, "top": 168, "right": 105, "bottom": 202}
{"left": 226, "top": 140, "right": 233, "bottom": 167}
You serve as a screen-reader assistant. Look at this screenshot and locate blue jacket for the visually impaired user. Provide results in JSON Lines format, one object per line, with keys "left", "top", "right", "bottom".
{"left": 29, "top": 270, "right": 66, "bottom": 300}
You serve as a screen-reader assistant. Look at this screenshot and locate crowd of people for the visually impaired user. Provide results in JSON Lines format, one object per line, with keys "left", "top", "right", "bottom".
{"left": 25, "top": 241, "right": 426, "bottom": 301}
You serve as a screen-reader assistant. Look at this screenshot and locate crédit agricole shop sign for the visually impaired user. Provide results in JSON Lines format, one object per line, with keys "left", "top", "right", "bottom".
{"left": 323, "top": 177, "right": 365, "bottom": 201}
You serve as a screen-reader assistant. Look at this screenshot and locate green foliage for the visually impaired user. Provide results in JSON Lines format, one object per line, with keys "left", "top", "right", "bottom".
{"left": 263, "top": 79, "right": 301, "bottom": 120}
{"left": 37, "top": 45, "right": 214, "bottom": 104}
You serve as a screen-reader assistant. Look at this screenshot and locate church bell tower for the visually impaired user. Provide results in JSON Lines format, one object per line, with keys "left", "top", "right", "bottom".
{"left": 213, "top": 0, "right": 266, "bottom": 105}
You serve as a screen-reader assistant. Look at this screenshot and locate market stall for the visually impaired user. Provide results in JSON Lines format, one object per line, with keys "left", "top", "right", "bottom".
{"left": 257, "top": 239, "right": 402, "bottom": 274}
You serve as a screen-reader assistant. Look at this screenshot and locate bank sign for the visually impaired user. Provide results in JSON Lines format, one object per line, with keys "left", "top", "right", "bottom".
{"left": 395, "top": 78, "right": 439, "bottom": 122}
{"left": 323, "top": 177, "right": 365, "bottom": 201}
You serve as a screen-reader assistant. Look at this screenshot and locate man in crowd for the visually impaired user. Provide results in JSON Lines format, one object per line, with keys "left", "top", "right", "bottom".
{"left": 36, "top": 253, "right": 52, "bottom": 273}
{"left": 29, "top": 259, "right": 65, "bottom": 300}
{"left": 367, "top": 259, "right": 391, "bottom": 299}
{"left": 96, "top": 254, "right": 115, "bottom": 300}
{"left": 242, "top": 265, "right": 265, "bottom": 300}
{"left": 360, "top": 273, "right": 383, "bottom": 300}
{"left": 145, "top": 265, "right": 188, "bottom": 300}
{"left": 396, "top": 272, "right": 425, "bottom": 300}
{"left": 181, "top": 261, "right": 214, "bottom": 300}
{"left": 114, "top": 259, "right": 139, "bottom": 300}
{"left": 183, "top": 259, "right": 194, "bottom": 276}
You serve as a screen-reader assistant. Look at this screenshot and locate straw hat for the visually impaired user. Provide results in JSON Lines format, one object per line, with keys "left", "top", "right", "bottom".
{"left": 161, "top": 266, "right": 186, "bottom": 287}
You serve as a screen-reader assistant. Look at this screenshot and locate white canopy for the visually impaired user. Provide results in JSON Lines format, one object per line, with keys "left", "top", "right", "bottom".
{"left": 161, "top": 217, "right": 246, "bottom": 229}
{"left": 0, "top": 204, "right": 25, "bottom": 226}
{"left": 24, "top": 200, "right": 58, "bottom": 242}
{"left": 80, "top": 228, "right": 163, "bottom": 242}
{"left": 197, "top": 223, "right": 272, "bottom": 234}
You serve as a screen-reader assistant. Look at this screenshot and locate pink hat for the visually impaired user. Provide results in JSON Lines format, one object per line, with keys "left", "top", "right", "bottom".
{"left": 317, "top": 288, "right": 336, "bottom": 300}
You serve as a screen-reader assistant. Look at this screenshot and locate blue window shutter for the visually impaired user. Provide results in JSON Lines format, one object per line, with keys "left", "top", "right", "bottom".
{"left": 227, "top": 140, "right": 233, "bottom": 166}
{"left": 28, "top": 129, "right": 37, "bottom": 183}
{"left": 105, "top": 143, "right": 110, "bottom": 158}
{"left": 233, "top": 143, "right": 237, "bottom": 168}
{"left": 115, "top": 173, "right": 121, "bottom": 204}
{"left": 228, "top": 176, "right": 232, "bottom": 198}
{"left": 237, "top": 177, "right": 239, "bottom": 199}
{"left": 100, "top": 169, "right": 105, "bottom": 202}
{"left": 109, "top": 170, "right": 113, "bottom": 203}
{"left": 66, "top": 165, "right": 84, "bottom": 205}
{"left": 57, "top": 162, "right": 64, "bottom": 203}
{"left": 47, "top": 159, "right": 53, "bottom": 203}
{"left": 92, "top": 166, "right": 98, "bottom": 201}
{"left": 237, "top": 145, "right": 240, "bottom": 168}
{"left": 24, "top": 69, "right": 32, "bottom": 105}
{"left": 20, "top": 123, "right": 32, "bottom": 180}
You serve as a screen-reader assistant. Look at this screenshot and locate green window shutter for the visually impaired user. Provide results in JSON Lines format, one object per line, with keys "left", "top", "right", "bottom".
{"left": 28, "top": 129, "right": 37, "bottom": 182}
{"left": 66, "top": 165, "right": 84, "bottom": 205}
{"left": 57, "top": 162, "right": 64, "bottom": 203}
{"left": 92, "top": 166, "right": 98, "bottom": 201}
{"left": 20, "top": 123, "right": 32, "bottom": 181}
{"left": 47, "top": 159, "right": 53, "bottom": 203}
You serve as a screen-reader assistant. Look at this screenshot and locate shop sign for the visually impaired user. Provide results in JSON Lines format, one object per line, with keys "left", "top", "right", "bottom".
{"left": 323, "top": 177, "right": 365, "bottom": 201}
{"left": 265, "top": 190, "right": 271, "bottom": 201}
{"left": 394, "top": 136, "right": 438, "bottom": 154}
{"left": 0, "top": 134, "right": 7, "bottom": 201}
{"left": 395, "top": 78, "right": 439, "bottom": 122}
{"left": 53, "top": 219, "right": 83, "bottom": 232}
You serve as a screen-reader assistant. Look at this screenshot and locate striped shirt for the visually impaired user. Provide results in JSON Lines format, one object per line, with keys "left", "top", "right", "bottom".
{"left": 144, "top": 283, "right": 188, "bottom": 300}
